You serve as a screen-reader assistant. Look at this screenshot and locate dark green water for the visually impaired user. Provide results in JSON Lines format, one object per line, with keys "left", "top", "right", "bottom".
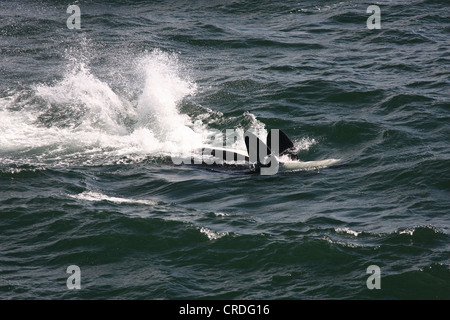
{"left": 0, "top": 0, "right": 449, "bottom": 299}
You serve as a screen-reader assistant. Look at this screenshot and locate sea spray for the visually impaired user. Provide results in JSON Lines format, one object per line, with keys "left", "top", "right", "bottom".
{"left": 0, "top": 50, "right": 207, "bottom": 166}
{"left": 134, "top": 50, "right": 204, "bottom": 154}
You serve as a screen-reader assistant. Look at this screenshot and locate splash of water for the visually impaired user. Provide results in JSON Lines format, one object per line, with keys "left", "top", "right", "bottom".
{"left": 0, "top": 49, "right": 205, "bottom": 166}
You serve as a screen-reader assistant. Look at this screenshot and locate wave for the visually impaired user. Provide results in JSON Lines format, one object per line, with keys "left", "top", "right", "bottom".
{"left": 199, "top": 227, "right": 229, "bottom": 241}
{"left": 327, "top": 224, "right": 449, "bottom": 250}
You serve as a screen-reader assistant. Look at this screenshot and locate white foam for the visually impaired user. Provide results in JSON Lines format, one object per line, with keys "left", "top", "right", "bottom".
{"left": 200, "top": 227, "right": 228, "bottom": 240}
{"left": 214, "top": 212, "right": 230, "bottom": 217}
{"left": 335, "top": 227, "right": 362, "bottom": 237}
{"left": 399, "top": 229, "right": 414, "bottom": 236}
{"left": 34, "top": 62, "right": 132, "bottom": 135}
{"left": 69, "top": 191, "right": 156, "bottom": 206}
{"left": 399, "top": 225, "right": 441, "bottom": 236}
{"left": 294, "top": 137, "right": 317, "bottom": 151}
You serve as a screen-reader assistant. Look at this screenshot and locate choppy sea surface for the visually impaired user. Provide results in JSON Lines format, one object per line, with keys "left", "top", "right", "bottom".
{"left": 0, "top": 0, "right": 449, "bottom": 299}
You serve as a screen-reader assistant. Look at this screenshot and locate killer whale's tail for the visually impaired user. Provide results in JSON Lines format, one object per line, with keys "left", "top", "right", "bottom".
{"left": 244, "top": 129, "right": 342, "bottom": 173}
{"left": 267, "top": 129, "right": 298, "bottom": 160}
{"left": 244, "top": 129, "right": 298, "bottom": 165}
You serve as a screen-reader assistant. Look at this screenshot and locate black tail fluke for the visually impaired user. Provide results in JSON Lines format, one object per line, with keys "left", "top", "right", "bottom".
{"left": 267, "top": 129, "right": 298, "bottom": 160}
{"left": 244, "top": 129, "right": 298, "bottom": 163}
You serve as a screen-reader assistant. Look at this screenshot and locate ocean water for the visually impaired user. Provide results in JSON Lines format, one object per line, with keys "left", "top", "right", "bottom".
{"left": 0, "top": 0, "right": 449, "bottom": 299}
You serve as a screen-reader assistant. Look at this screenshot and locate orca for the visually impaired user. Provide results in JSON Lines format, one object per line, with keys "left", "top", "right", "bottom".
{"left": 183, "top": 129, "right": 341, "bottom": 175}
